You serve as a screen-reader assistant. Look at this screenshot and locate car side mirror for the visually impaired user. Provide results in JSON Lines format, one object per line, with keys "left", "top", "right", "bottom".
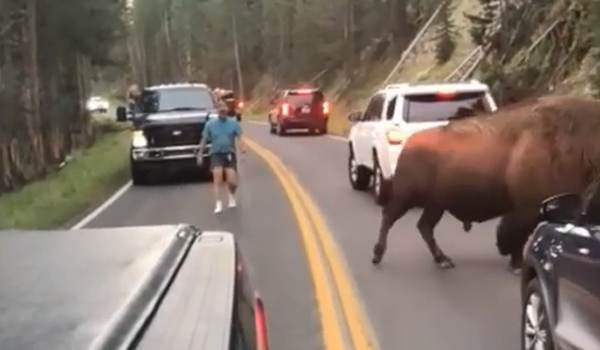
{"left": 539, "top": 193, "right": 582, "bottom": 224}
{"left": 348, "top": 111, "right": 362, "bottom": 122}
{"left": 116, "top": 106, "right": 127, "bottom": 122}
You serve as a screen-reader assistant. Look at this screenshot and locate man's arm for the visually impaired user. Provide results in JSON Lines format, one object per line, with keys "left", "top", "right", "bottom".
{"left": 199, "top": 121, "right": 210, "bottom": 154}
{"left": 234, "top": 121, "right": 246, "bottom": 155}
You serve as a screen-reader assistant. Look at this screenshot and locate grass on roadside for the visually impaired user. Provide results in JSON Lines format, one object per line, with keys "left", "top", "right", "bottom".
{"left": 0, "top": 129, "right": 131, "bottom": 230}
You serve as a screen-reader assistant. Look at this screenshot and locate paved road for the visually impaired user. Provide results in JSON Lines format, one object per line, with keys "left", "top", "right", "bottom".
{"left": 82, "top": 151, "right": 322, "bottom": 350}
{"left": 244, "top": 122, "right": 521, "bottom": 350}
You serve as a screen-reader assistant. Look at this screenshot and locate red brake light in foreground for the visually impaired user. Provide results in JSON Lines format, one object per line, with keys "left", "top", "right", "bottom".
{"left": 254, "top": 292, "right": 269, "bottom": 350}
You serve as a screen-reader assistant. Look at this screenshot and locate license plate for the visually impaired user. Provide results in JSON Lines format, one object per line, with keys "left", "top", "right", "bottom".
{"left": 301, "top": 106, "right": 310, "bottom": 113}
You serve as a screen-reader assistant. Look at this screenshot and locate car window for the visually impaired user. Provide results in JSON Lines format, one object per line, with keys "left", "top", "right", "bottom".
{"left": 229, "top": 248, "right": 257, "bottom": 350}
{"left": 403, "top": 91, "right": 488, "bottom": 123}
{"left": 286, "top": 90, "right": 324, "bottom": 106}
{"left": 139, "top": 87, "right": 216, "bottom": 113}
{"left": 364, "top": 93, "right": 385, "bottom": 121}
{"left": 385, "top": 96, "right": 398, "bottom": 120}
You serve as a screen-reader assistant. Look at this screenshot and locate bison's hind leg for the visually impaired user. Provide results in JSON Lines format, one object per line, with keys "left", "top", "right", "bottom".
{"left": 417, "top": 208, "right": 455, "bottom": 269}
{"left": 372, "top": 196, "right": 411, "bottom": 265}
{"left": 462, "top": 221, "right": 473, "bottom": 232}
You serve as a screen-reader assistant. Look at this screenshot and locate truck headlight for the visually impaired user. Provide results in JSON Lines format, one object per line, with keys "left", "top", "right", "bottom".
{"left": 132, "top": 130, "right": 148, "bottom": 148}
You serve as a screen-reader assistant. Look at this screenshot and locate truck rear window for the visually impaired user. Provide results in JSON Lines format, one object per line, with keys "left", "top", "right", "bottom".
{"left": 404, "top": 91, "right": 487, "bottom": 123}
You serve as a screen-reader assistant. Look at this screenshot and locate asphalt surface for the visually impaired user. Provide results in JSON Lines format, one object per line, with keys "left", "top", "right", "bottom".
{"left": 243, "top": 122, "right": 521, "bottom": 350}
{"left": 83, "top": 151, "right": 322, "bottom": 350}
{"left": 12, "top": 117, "right": 524, "bottom": 349}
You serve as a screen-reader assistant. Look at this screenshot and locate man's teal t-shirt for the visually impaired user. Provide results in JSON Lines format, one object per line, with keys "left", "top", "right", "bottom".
{"left": 202, "top": 117, "right": 241, "bottom": 155}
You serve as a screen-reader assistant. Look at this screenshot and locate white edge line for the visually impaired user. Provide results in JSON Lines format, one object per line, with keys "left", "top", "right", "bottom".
{"left": 70, "top": 181, "right": 133, "bottom": 230}
{"left": 245, "top": 120, "right": 347, "bottom": 142}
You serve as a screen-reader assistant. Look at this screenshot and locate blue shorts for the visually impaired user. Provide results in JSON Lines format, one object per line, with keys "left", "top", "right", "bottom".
{"left": 210, "top": 152, "right": 237, "bottom": 170}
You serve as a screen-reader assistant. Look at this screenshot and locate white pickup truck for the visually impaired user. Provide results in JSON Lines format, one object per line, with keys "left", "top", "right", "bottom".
{"left": 347, "top": 80, "right": 498, "bottom": 203}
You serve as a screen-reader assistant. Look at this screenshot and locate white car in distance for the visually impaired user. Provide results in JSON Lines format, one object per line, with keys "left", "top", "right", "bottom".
{"left": 347, "top": 80, "right": 498, "bottom": 203}
{"left": 86, "top": 96, "right": 109, "bottom": 113}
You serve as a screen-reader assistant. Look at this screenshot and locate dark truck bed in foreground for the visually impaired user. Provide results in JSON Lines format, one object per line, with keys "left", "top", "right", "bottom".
{"left": 0, "top": 224, "right": 264, "bottom": 350}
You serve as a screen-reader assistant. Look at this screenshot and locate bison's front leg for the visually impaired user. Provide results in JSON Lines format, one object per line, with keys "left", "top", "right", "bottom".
{"left": 417, "top": 208, "right": 455, "bottom": 269}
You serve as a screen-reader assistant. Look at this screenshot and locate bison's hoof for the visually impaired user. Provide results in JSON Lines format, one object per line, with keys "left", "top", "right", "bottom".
{"left": 371, "top": 243, "right": 385, "bottom": 265}
{"left": 462, "top": 222, "right": 472, "bottom": 232}
{"left": 507, "top": 262, "right": 522, "bottom": 275}
{"left": 371, "top": 255, "right": 382, "bottom": 265}
{"left": 435, "top": 256, "right": 456, "bottom": 269}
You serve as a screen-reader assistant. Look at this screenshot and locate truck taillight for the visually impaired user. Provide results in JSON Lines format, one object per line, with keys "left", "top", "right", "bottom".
{"left": 386, "top": 128, "right": 404, "bottom": 145}
{"left": 254, "top": 293, "right": 269, "bottom": 350}
{"left": 281, "top": 103, "right": 290, "bottom": 116}
{"left": 322, "top": 101, "right": 329, "bottom": 115}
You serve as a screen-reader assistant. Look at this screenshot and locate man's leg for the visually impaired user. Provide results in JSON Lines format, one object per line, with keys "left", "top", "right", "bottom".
{"left": 224, "top": 153, "right": 238, "bottom": 208}
{"left": 211, "top": 154, "right": 225, "bottom": 213}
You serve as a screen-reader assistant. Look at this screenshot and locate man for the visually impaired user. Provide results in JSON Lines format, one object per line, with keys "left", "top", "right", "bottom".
{"left": 127, "top": 84, "right": 141, "bottom": 118}
{"left": 198, "top": 104, "right": 246, "bottom": 214}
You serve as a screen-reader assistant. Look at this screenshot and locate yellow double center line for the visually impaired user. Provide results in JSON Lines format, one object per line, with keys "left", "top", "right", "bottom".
{"left": 245, "top": 138, "right": 379, "bottom": 350}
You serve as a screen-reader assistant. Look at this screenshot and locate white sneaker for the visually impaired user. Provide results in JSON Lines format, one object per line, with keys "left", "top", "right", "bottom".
{"left": 214, "top": 201, "right": 223, "bottom": 214}
{"left": 227, "top": 194, "right": 237, "bottom": 208}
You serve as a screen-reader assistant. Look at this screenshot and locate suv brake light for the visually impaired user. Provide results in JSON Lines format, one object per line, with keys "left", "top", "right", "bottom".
{"left": 386, "top": 127, "right": 404, "bottom": 145}
{"left": 322, "top": 101, "right": 329, "bottom": 115}
{"left": 294, "top": 89, "right": 313, "bottom": 95}
{"left": 254, "top": 293, "right": 269, "bottom": 350}
{"left": 436, "top": 90, "right": 457, "bottom": 99}
{"left": 281, "top": 103, "right": 291, "bottom": 116}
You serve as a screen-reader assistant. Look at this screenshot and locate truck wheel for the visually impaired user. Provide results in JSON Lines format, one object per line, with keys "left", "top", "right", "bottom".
{"left": 372, "top": 154, "right": 385, "bottom": 205}
{"left": 320, "top": 119, "right": 328, "bottom": 134}
{"left": 131, "top": 163, "right": 149, "bottom": 186}
{"left": 348, "top": 148, "right": 370, "bottom": 191}
{"left": 277, "top": 123, "right": 287, "bottom": 136}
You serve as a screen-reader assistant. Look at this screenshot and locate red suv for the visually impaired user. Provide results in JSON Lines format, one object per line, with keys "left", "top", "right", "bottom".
{"left": 268, "top": 88, "right": 329, "bottom": 135}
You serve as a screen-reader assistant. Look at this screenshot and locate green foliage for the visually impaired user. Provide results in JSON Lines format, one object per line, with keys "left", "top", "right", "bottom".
{"left": 0, "top": 0, "right": 128, "bottom": 192}
{"left": 464, "top": 0, "right": 498, "bottom": 47}
{"left": 588, "top": 0, "right": 600, "bottom": 96}
{"left": 433, "top": 1, "right": 457, "bottom": 64}
{"left": 0, "top": 131, "right": 130, "bottom": 229}
{"left": 128, "top": 0, "right": 427, "bottom": 91}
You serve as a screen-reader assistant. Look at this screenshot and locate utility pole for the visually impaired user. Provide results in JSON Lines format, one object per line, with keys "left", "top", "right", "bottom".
{"left": 231, "top": 11, "right": 244, "bottom": 100}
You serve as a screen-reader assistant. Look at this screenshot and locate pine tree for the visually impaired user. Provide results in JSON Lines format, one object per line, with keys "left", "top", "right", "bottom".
{"left": 433, "top": 1, "right": 458, "bottom": 64}
{"left": 464, "top": 0, "right": 500, "bottom": 47}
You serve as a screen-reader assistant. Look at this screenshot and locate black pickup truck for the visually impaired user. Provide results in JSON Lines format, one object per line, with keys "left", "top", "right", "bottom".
{"left": 0, "top": 225, "right": 269, "bottom": 350}
{"left": 116, "top": 83, "right": 219, "bottom": 185}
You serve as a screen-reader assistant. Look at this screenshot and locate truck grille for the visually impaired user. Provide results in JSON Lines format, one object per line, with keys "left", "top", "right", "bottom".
{"left": 144, "top": 123, "right": 204, "bottom": 147}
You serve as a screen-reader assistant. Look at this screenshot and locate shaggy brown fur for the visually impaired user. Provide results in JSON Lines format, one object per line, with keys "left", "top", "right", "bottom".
{"left": 372, "top": 95, "right": 600, "bottom": 269}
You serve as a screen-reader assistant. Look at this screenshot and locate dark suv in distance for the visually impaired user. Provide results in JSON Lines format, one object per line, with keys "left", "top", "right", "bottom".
{"left": 268, "top": 88, "right": 329, "bottom": 135}
{"left": 520, "top": 191, "right": 600, "bottom": 350}
{"left": 0, "top": 225, "right": 269, "bottom": 350}
{"left": 116, "top": 83, "right": 218, "bottom": 185}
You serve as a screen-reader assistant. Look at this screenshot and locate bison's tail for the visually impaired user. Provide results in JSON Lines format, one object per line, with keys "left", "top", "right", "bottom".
{"left": 377, "top": 178, "right": 393, "bottom": 206}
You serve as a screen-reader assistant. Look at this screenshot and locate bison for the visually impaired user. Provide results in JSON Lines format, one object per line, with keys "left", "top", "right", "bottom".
{"left": 372, "top": 95, "right": 600, "bottom": 270}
